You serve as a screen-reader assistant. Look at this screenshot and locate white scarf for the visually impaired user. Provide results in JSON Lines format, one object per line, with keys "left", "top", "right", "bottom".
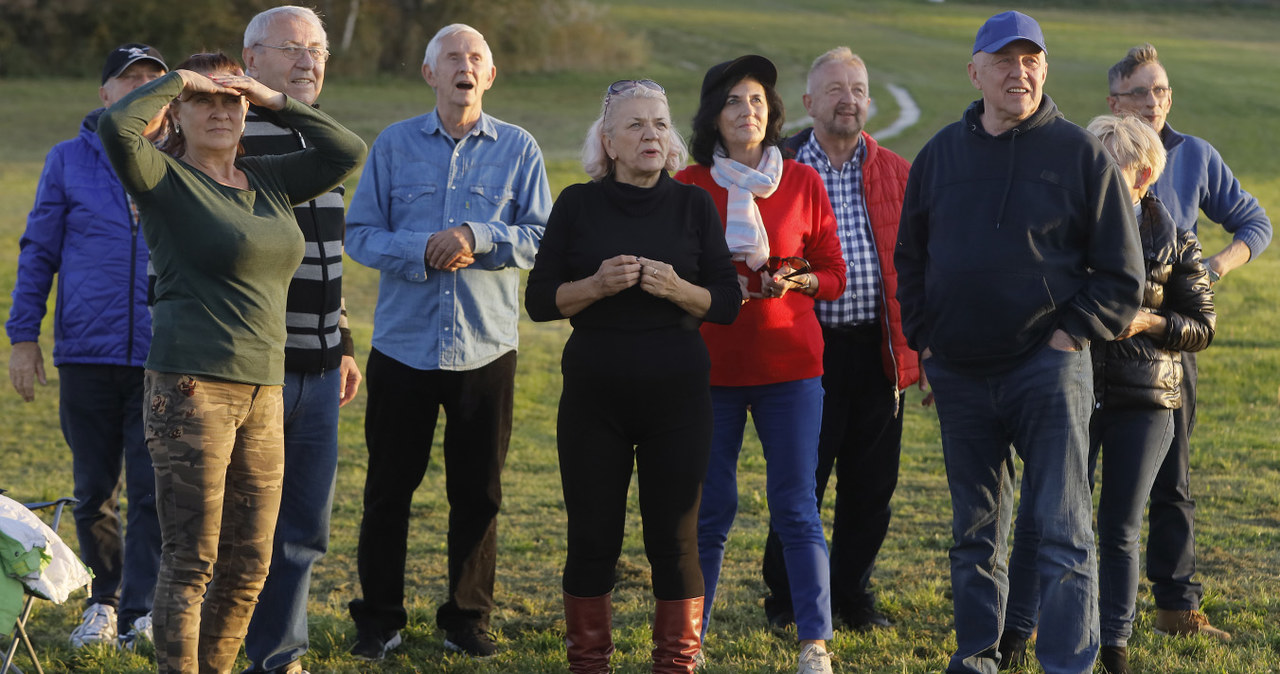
{"left": 711, "top": 144, "right": 783, "bottom": 271}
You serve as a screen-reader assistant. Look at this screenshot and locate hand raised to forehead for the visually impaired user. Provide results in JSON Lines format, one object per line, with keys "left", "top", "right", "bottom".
{"left": 207, "top": 74, "right": 286, "bottom": 110}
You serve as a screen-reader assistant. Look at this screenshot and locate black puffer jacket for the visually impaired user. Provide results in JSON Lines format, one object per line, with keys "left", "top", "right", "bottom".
{"left": 1094, "top": 194, "right": 1216, "bottom": 409}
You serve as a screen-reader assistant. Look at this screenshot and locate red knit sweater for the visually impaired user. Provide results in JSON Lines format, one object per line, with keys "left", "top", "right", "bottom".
{"left": 674, "top": 160, "right": 845, "bottom": 387}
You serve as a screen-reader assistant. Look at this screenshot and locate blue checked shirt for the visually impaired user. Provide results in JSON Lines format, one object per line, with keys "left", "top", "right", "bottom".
{"left": 797, "top": 134, "right": 881, "bottom": 327}
{"left": 346, "top": 110, "right": 551, "bottom": 371}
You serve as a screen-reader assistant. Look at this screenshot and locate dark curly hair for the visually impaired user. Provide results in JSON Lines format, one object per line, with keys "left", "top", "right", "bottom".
{"left": 689, "top": 74, "right": 786, "bottom": 166}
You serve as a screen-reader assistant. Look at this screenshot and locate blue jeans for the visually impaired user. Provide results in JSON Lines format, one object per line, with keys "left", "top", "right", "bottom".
{"left": 244, "top": 369, "right": 341, "bottom": 671}
{"left": 698, "top": 377, "right": 832, "bottom": 641}
{"left": 1006, "top": 407, "right": 1173, "bottom": 648}
{"left": 1148, "top": 351, "right": 1200, "bottom": 610}
{"left": 926, "top": 346, "right": 1098, "bottom": 674}
{"left": 59, "top": 364, "right": 160, "bottom": 631}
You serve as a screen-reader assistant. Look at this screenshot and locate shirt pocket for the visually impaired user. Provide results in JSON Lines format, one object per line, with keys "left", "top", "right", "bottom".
{"left": 466, "top": 184, "right": 514, "bottom": 224}
{"left": 389, "top": 184, "right": 438, "bottom": 229}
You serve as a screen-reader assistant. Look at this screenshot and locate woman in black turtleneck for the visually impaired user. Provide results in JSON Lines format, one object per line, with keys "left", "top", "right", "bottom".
{"left": 525, "top": 79, "right": 739, "bottom": 674}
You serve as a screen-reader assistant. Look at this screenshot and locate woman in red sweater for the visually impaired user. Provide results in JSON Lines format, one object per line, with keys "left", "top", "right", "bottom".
{"left": 674, "top": 55, "right": 845, "bottom": 674}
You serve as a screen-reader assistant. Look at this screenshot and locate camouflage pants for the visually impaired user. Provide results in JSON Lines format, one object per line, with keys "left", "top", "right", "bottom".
{"left": 144, "top": 371, "right": 284, "bottom": 674}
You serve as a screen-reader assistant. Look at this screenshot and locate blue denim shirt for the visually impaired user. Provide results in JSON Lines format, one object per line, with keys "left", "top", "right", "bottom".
{"left": 346, "top": 110, "right": 550, "bottom": 371}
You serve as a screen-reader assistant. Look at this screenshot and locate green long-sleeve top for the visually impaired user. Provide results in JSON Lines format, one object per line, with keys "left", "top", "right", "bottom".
{"left": 98, "top": 72, "right": 366, "bottom": 385}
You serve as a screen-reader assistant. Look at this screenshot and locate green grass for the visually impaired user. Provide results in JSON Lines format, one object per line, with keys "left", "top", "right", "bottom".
{"left": 3, "top": 1, "right": 1279, "bottom": 672}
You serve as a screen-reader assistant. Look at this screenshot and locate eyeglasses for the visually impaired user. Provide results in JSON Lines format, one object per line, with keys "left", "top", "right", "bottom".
{"left": 255, "top": 43, "right": 330, "bottom": 64}
{"left": 604, "top": 79, "right": 664, "bottom": 110}
{"left": 1111, "top": 85, "right": 1172, "bottom": 100}
{"left": 766, "top": 256, "right": 811, "bottom": 282}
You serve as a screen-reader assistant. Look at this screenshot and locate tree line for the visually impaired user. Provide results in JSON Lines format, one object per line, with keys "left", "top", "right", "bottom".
{"left": 0, "top": 0, "right": 647, "bottom": 78}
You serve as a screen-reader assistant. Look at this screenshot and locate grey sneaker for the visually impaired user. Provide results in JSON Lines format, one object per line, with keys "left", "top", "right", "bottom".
{"left": 119, "top": 613, "right": 153, "bottom": 650}
{"left": 797, "top": 642, "right": 833, "bottom": 674}
{"left": 69, "top": 603, "right": 118, "bottom": 648}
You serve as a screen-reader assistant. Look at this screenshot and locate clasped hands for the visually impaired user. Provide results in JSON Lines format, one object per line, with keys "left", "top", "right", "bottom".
{"left": 592, "top": 254, "right": 680, "bottom": 299}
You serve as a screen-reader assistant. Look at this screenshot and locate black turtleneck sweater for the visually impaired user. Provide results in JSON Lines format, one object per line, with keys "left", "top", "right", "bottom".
{"left": 525, "top": 172, "right": 740, "bottom": 378}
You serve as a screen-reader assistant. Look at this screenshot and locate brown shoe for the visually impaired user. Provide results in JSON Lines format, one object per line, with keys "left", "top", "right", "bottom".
{"left": 1154, "top": 609, "right": 1232, "bottom": 641}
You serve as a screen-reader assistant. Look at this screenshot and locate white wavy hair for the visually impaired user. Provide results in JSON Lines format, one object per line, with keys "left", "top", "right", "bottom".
{"left": 244, "top": 6, "right": 327, "bottom": 48}
{"left": 423, "top": 23, "right": 492, "bottom": 68}
{"left": 582, "top": 82, "right": 687, "bottom": 181}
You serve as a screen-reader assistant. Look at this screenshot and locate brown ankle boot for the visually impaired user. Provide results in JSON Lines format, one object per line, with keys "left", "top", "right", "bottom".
{"left": 652, "top": 596, "right": 703, "bottom": 674}
{"left": 564, "top": 592, "right": 614, "bottom": 674}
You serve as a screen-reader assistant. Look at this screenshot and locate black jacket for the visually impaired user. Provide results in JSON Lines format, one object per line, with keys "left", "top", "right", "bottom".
{"left": 895, "top": 94, "right": 1144, "bottom": 374}
{"left": 1094, "top": 195, "right": 1215, "bottom": 409}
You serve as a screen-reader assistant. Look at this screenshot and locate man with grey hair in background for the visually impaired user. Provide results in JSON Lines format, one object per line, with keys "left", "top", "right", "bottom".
{"left": 238, "top": 7, "right": 363, "bottom": 674}
{"left": 762, "top": 46, "right": 918, "bottom": 632}
{"left": 1104, "top": 42, "right": 1270, "bottom": 643}
{"left": 344, "top": 22, "right": 550, "bottom": 661}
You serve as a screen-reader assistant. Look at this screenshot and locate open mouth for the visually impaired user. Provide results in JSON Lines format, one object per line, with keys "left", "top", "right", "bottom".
{"left": 455, "top": 81, "right": 475, "bottom": 91}
{"left": 1007, "top": 87, "right": 1030, "bottom": 95}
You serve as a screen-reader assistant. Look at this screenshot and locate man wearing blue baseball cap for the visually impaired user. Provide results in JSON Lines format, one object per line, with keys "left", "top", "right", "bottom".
{"left": 895, "top": 11, "right": 1144, "bottom": 673}
{"left": 8, "top": 41, "right": 168, "bottom": 650}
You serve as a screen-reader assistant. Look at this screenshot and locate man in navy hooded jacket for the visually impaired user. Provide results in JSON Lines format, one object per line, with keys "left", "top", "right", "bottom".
{"left": 6, "top": 43, "right": 168, "bottom": 650}
{"left": 895, "top": 12, "right": 1143, "bottom": 674}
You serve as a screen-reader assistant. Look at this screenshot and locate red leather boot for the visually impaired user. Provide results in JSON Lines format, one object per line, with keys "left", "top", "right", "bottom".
{"left": 651, "top": 596, "right": 703, "bottom": 673}
{"left": 564, "top": 592, "right": 614, "bottom": 673}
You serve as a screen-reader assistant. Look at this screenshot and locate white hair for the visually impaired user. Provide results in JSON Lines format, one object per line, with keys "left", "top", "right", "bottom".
{"left": 244, "top": 6, "right": 327, "bottom": 48}
{"left": 423, "top": 23, "right": 492, "bottom": 68}
{"left": 581, "top": 83, "right": 687, "bottom": 181}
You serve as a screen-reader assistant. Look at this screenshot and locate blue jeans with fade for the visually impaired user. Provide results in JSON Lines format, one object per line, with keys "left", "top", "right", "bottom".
{"left": 244, "top": 369, "right": 342, "bottom": 672}
{"left": 1005, "top": 406, "right": 1173, "bottom": 649}
{"left": 925, "top": 345, "right": 1098, "bottom": 674}
{"left": 59, "top": 364, "right": 161, "bottom": 631}
{"left": 698, "top": 377, "right": 833, "bottom": 642}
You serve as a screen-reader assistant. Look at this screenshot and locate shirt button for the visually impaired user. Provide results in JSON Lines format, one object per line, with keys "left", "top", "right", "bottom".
{"left": 449, "top": 218, "right": 454, "bottom": 223}
{"left": 445, "top": 290, "right": 451, "bottom": 295}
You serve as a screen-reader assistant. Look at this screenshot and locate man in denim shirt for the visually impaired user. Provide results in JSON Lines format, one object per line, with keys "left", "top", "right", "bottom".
{"left": 344, "top": 23, "right": 550, "bottom": 661}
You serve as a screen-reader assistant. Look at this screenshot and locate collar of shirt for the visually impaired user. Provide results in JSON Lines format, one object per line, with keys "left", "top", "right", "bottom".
{"left": 422, "top": 109, "right": 499, "bottom": 142}
{"left": 798, "top": 131, "right": 864, "bottom": 173}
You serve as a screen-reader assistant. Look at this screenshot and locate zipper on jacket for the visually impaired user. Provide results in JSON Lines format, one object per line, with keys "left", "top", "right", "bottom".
{"left": 859, "top": 176, "right": 905, "bottom": 417}
{"left": 127, "top": 190, "right": 139, "bottom": 367}
{"left": 297, "top": 127, "right": 333, "bottom": 376}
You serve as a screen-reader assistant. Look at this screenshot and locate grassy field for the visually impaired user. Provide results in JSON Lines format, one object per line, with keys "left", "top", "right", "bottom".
{"left": 2, "top": 1, "right": 1278, "bottom": 672}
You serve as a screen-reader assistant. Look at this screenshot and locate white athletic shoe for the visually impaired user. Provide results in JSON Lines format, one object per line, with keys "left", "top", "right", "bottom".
{"left": 118, "top": 613, "right": 153, "bottom": 650}
{"left": 797, "top": 642, "right": 833, "bottom": 674}
{"left": 69, "top": 603, "right": 117, "bottom": 648}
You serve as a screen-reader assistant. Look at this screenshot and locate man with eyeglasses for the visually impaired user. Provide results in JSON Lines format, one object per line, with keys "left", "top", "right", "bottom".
{"left": 238, "top": 7, "right": 362, "bottom": 674}
{"left": 896, "top": 12, "right": 1144, "bottom": 673}
{"left": 344, "top": 23, "right": 550, "bottom": 661}
{"left": 760, "top": 46, "right": 918, "bottom": 633}
{"left": 1106, "top": 42, "right": 1271, "bottom": 642}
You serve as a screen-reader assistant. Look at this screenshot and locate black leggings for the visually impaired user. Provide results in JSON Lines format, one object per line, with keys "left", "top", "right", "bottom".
{"left": 557, "top": 369, "right": 711, "bottom": 600}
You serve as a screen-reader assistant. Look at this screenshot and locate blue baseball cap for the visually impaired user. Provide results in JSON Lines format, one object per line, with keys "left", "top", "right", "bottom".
{"left": 972, "top": 11, "right": 1047, "bottom": 55}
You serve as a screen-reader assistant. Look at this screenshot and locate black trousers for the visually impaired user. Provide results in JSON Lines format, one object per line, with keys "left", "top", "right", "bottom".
{"left": 557, "top": 369, "right": 711, "bottom": 601}
{"left": 351, "top": 348, "right": 515, "bottom": 633}
{"left": 1147, "top": 350, "right": 1202, "bottom": 610}
{"left": 762, "top": 324, "right": 903, "bottom": 617}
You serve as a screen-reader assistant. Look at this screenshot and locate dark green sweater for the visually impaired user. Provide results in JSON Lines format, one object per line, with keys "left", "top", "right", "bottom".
{"left": 98, "top": 71, "right": 366, "bottom": 385}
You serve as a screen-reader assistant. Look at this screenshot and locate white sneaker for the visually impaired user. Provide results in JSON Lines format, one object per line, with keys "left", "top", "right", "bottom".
{"left": 69, "top": 603, "right": 117, "bottom": 648}
{"left": 118, "top": 613, "right": 153, "bottom": 650}
{"left": 797, "top": 642, "right": 833, "bottom": 674}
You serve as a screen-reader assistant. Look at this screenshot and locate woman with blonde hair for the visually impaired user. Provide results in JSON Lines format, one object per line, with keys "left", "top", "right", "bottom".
{"left": 527, "top": 78, "right": 739, "bottom": 673}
